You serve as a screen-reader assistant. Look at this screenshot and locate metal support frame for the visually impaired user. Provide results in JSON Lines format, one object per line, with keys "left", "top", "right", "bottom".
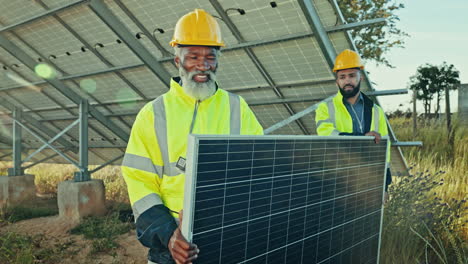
{"left": 89, "top": 153, "right": 124, "bottom": 174}
{"left": 210, "top": 0, "right": 310, "bottom": 134}
{"left": 0, "top": 34, "right": 130, "bottom": 142}
{"left": 0, "top": 24, "right": 130, "bottom": 150}
{"left": 0, "top": 18, "right": 385, "bottom": 93}
{"left": 298, "top": 0, "right": 337, "bottom": 69}
{"left": 0, "top": 0, "right": 87, "bottom": 33}
{"left": 0, "top": 89, "right": 409, "bottom": 123}
{"left": 22, "top": 119, "right": 79, "bottom": 163}
{"left": 75, "top": 100, "right": 90, "bottom": 181}
{"left": 113, "top": 0, "right": 172, "bottom": 57}
{"left": 0, "top": 152, "right": 12, "bottom": 159}
{"left": 11, "top": 114, "right": 80, "bottom": 168}
{"left": 8, "top": 107, "right": 23, "bottom": 176}
{"left": 34, "top": 0, "right": 147, "bottom": 101}
{"left": 0, "top": 95, "right": 76, "bottom": 151}
{"left": 328, "top": 0, "right": 412, "bottom": 174}
{"left": 23, "top": 153, "right": 60, "bottom": 170}
{"left": 392, "top": 141, "right": 423, "bottom": 147}
{"left": 89, "top": 0, "right": 172, "bottom": 88}
{"left": 249, "top": 89, "right": 408, "bottom": 106}
{"left": 264, "top": 95, "right": 335, "bottom": 135}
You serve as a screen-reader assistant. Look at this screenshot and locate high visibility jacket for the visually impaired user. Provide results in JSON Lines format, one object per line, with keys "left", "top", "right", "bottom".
{"left": 316, "top": 92, "right": 388, "bottom": 137}
{"left": 121, "top": 77, "right": 263, "bottom": 263}
{"left": 315, "top": 92, "right": 392, "bottom": 189}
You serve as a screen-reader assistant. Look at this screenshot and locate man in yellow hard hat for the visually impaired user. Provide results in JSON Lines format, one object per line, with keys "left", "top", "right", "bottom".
{"left": 121, "top": 9, "right": 263, "bottom": 264}
{"left": 315, "top": 49, "right": 392, "bottom": 195}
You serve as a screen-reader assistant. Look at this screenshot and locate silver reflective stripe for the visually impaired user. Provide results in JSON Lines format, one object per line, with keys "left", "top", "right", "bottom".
{"left": 326, "top": 101, "right": 339, "bottom": 135}
{"left": 373, "top": 105, "right": 380, "bottom": 132}
{"left": 122, "top": 153, "right": 163, "bottom": 177}
{"left": 165, "top": 161, "right": 182, "bottom": 176}
{"left": 316, "top": 119, "right": 332, "bottom": 128}
{"left": 153, "top": 97, "right": 171, "bottom": 175}
{"left": 330, "top": 129, "right": 340, "bottom": 136}
{"left": 132, "top": 193, "right": 163, "bottom": 221}
{"left": 327, "top": 100, "right": 336, "bottom": 125}
{"left": 229, "top": 92, "right": 241, "bottom": 134}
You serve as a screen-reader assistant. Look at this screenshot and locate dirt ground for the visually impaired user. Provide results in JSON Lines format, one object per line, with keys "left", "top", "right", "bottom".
{"left": 1, "top": 215, "right": 148, "bottom": 264}
{"left": 0, "top": 196, "right": 149, "bottom": 264}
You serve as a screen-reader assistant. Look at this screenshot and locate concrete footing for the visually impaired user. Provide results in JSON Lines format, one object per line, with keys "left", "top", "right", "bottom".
{"left": 57, "top": 179, "right": 106, "bottom": 222}
{"left": 0, "top": 174, "right": 36, "bottom": 207}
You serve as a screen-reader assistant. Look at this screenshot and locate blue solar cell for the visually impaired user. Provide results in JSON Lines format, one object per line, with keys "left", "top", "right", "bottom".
{"left": 183, "top": 135, "right": 387, "bottom": 264}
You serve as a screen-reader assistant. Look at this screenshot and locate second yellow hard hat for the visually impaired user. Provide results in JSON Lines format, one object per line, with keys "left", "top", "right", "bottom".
{"left": 333, "top": 49, "right": 364, "bottom": 72}
{"left": 170, "top": 9, "right": 225, "bottom": 47}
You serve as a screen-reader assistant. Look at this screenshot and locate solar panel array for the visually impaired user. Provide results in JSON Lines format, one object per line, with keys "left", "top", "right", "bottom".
{"left": 183, "top": 135, "right": 388, "bottom": 264}
{"left": 0, "top": 0, "right": 407, "bottom": 175}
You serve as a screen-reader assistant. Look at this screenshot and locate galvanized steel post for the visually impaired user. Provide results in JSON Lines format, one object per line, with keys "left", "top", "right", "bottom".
{"left": 8, "top": 107, "right": 23, "bottom": 176}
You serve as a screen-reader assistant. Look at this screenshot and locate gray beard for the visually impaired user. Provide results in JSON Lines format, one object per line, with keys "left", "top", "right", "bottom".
{"left": 179, "top": 67, "right": 217, "bottom": 101}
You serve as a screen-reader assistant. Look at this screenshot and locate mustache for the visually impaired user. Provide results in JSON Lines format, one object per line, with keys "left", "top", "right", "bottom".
{"left": 187, "top": 70, "right": 216, "bottom": 81}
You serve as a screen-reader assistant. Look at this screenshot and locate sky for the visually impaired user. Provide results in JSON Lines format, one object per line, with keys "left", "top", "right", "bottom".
{"left": 365, "top": 0, "right": 468, "bottom": 113}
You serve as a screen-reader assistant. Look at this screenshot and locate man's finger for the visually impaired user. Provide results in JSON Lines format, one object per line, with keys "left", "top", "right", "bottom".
{"left": 179, "top": 210, "right": 183, "bottom": 226}
{"left": 174, "top": 237, "right": 191, "bottom": 250}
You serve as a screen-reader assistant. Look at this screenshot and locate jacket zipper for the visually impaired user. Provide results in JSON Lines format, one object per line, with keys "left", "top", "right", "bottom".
{"left": 189, "top": 100, "right": 200, "bottom": 134}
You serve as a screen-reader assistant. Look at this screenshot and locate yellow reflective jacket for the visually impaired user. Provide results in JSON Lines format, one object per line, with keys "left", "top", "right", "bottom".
{"left": 121, "top": 78, "right": 263, "bottom": 259}
{"left": 316, "top": 92, "right": 388, "bottom": 137}
{"left": 315, "top": 91, "right": 392, "bottom": 190}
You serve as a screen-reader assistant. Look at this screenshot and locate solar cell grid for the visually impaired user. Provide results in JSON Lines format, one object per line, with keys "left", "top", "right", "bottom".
{"left": 183, "top": 135, "right": 387, "bottom": 264}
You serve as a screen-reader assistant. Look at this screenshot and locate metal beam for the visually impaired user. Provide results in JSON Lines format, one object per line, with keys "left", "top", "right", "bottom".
{"left": 298, "top": 0, "right": 337, "bottom": 68}
{"left": 0, "top": 18, "right": 385, "bottom": 93}
{"left": 88, "top": 0, "right": 172, "bottom": 88}
{"left": 75, "top": 100, "right": 90, "bottom": 181}
{"left": 89, "top": 153, "right": 124, "bottom": 174}
{"left": 23, "top": 153, "right": 60, "bottom": 169}
{"left": 0, "top": 34, "right": 130, "bottom": 142}
{"left": 0, "top": 89, "right": 408, "bottom": 123}
{"left": 0, "top": 34, "right": 127, "bottom": 145}
{"left": 392, "top": 141, "right": 423, "bottom": 147}
{"left": 0, "top": 97, "right": 76, "bottom": 150}
{"left": 12, "top": 117, "right": 80, "bottom": 168}
{"left": 250, "top": 89, "right": 408, "bottom": 106}
{"left": 22, "top": 119, "right": 79, "bottom": 163}
{"left": 210, "top": 0, "right": 310, "bottom": 135}
{"left": 113, "top": 0, "right": 172, "bottom": 57}
{"left": 0, "top": 145, "right": 127, "bottom": 150}
{"left": 0, "top": 0, "right": 87, "bottom": 33}
{"left": 9, "top": 107, "right": 23, "bottom": 176}
{"left": 34, "top": 0, "right": 147, "bottom": 101}
{"left": 263, "top": 88, "right": 408, "bottom": 133}
{"left": 264, "top": 95, "right": 335, "bottom": 134}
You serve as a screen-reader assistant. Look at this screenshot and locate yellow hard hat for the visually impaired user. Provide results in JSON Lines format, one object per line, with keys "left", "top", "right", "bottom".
{"left": 170, "top": 9, "right": 225, "bottom": 47}
{"left": 332, "top": 49, "right": 364, "bottom": 72}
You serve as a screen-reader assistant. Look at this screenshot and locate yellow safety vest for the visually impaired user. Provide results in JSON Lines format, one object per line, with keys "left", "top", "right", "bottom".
{"left": 122, "top": 78, "right": 263, "bottom": 220}
{"left": 315, "top": 92, "right": 391, "bottom": 163}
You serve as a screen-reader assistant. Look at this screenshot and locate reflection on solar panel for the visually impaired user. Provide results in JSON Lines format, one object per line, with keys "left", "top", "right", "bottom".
{"left": 182, "top": 135, "right": 388, "bottom": 264}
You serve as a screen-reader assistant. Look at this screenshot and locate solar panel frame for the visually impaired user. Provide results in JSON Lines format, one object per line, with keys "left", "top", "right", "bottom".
{"left": 182, "top": 135, "right": 388, "bottom": 264}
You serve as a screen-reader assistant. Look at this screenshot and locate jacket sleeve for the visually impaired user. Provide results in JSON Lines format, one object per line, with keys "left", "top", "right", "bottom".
{"left": 240, "top": 97, "right": 264, "bottom": 135}
{"left": 375, "top": 105, "right": 392, "bottom": 190}
{"left": 121, "top": 103, "right": 177, "bottom": 249}
{"left": 316, "top": 102, "right": 340, "bottom": 136}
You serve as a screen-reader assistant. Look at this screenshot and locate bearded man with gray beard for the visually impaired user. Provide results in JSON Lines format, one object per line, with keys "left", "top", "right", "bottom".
{"left": 121, "top": 8, "right": 263, "bottom": 264}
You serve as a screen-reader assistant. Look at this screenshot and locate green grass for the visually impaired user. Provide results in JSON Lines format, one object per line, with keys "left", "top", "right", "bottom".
{"left": 0, "top": 232, "right": 74, "bottom": 264}
{"left": 0, "top": 205, "right": 58, "bottom": 223}
{"left": 70, "top": 212, "right": 133, "bottom": 254}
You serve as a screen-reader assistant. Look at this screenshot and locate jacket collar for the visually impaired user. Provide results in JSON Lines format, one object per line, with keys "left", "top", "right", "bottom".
{"left": 169, "top": 77, "right": 220, "bottom": 104}
{"left": 336, "top": 91, "right": 374, "bottom": 107}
